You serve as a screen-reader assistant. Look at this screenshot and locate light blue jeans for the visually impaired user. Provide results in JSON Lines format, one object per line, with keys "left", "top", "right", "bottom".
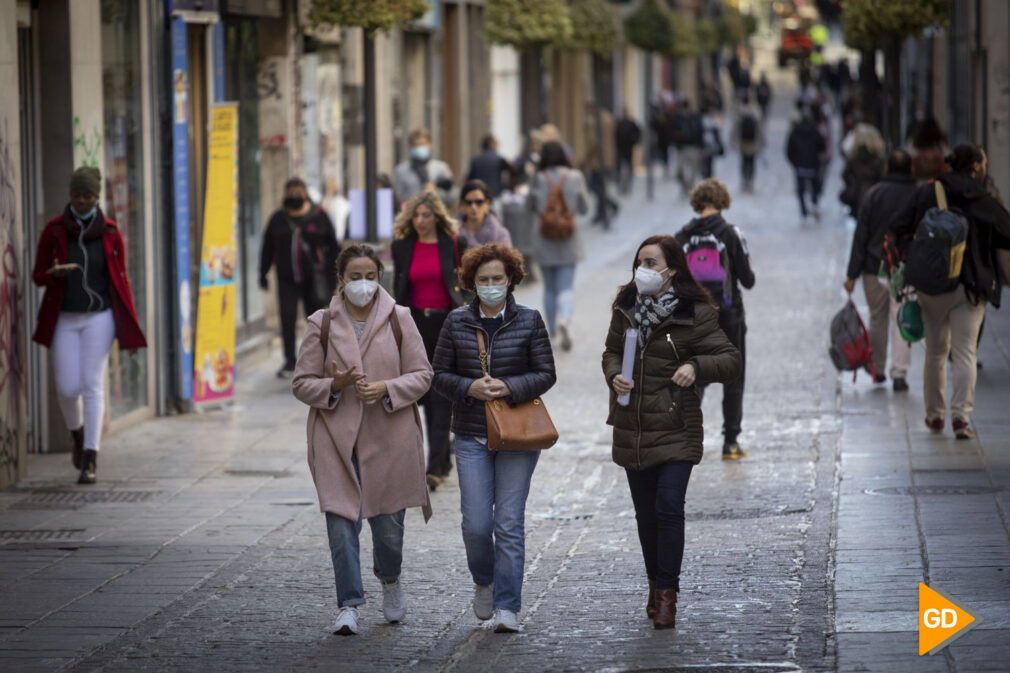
{"left": 324, "top": 453, "right": 405, "bottom": 608}
{"left": 455, "top": 434, "right": 540, "bottom": 613}
{"left": 540, "top": 264, "right": 576, "bottom": 335}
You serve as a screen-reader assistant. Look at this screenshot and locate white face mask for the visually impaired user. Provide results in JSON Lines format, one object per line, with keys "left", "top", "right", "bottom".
{"left": 343, "top": 279, "right": 379, "bottom": 307}
{"left": 476, "top": 284, "right": 508, "bottom": 306}
{"left": 634, "top": 266, "right": 669, "bottom": 296}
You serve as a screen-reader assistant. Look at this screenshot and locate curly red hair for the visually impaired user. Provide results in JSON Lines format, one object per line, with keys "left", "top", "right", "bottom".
{"left": 458, "top": 243, "right": 526, "bottom": 292}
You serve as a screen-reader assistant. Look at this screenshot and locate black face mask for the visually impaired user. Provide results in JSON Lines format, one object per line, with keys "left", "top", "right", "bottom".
{"left": 284, "top": 196, "right": 306, "bottom": 210}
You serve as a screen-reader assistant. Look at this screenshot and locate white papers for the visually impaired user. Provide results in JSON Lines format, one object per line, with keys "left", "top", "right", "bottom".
{"left": 617, "top": 328, "right": 638, "bottom": 406}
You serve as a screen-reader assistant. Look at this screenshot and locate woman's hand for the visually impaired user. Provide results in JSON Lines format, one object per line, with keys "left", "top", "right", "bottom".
{"left": 672, "top": 363, "right": 696, "bottom": 387}
{"left": 611, "top": 374, "right": 634, "bottom": 396}
{"left": 330, "top": 362, "right": 365, "bottom": 392}
{"left": 468, "top": 375, "right": 509, "bottom": 401}
{"left": 356, "top": 380, "right": 388, "bottom": 405}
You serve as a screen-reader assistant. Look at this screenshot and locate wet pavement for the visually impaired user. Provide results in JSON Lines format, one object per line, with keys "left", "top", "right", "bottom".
{"left": 2, "top": 45, "right": 1009, "bottom": 673}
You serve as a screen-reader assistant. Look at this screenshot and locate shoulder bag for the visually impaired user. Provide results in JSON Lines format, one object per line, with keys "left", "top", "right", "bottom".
{"left": 476, "top": 328, "right": 558, "bottom": 452}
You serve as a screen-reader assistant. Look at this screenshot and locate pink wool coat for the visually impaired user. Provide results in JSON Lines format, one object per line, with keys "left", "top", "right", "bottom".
{"left": 292, "top": 289, "right": 433, "bottom": 522}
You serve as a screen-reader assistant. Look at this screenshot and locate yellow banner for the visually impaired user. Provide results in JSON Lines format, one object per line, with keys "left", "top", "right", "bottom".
{"left": 194, "top": 104, "right": 239, "bottom": 403}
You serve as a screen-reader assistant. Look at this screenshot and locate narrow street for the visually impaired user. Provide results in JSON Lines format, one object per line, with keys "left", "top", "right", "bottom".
{"left": 2, "top": 48, "right": 1009, "bottom": 673}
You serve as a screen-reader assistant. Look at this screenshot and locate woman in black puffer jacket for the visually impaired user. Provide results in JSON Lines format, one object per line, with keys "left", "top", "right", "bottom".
{"left": 432, "top": 243, "right": 556, "bottom": 634}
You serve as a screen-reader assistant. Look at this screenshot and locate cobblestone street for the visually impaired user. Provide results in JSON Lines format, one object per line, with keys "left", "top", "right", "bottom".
{"left": 2, "top": 57, "right": 1009, "bottom": 673}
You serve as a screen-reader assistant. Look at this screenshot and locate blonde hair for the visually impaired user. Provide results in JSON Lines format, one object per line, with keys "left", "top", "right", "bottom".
{"left": 394, "top": 190, "right": 458, "bottom": 239}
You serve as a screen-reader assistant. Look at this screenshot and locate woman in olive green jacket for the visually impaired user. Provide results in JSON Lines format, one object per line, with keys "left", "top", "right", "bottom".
{"left": 602, "top": 234, "right": 741, "bottom": 630}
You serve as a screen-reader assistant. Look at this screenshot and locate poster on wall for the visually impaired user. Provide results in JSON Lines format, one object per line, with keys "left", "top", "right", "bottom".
{"left": 193, "top": 103, "right": 239, "bottom": 405}
{"left": 170, "top": 17, "right": 194, "bottom": 402}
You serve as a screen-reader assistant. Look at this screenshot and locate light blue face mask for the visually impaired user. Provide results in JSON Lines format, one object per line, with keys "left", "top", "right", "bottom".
{"left": 410, "top": 145, "right": 431, "bottom": 162}
{"left": 476, "top": 284, "right": 508, "bottom": 306}
{"left": 71, "top": 204, "right": 97, "bottom": 220}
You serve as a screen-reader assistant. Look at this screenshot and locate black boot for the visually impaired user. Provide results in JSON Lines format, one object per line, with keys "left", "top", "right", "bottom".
{"left": 71, "top": 427, "right": 84, "bottom": 469}
{"left": 78, "top": 450, "right": 97, "bottom": 485}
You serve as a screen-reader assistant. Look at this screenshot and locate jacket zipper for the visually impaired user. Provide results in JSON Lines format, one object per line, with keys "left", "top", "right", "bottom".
{"left": 466, "top": 314, "right": 518, "bottom": 376}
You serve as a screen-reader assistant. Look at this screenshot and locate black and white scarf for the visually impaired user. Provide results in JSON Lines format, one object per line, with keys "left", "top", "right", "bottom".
{"left": 634, "top": 288, "right": 679, "bottom": 345}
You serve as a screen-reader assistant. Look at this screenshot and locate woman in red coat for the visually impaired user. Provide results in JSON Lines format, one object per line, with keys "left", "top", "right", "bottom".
{"left": 31, "top": 167, "right": 146, "bottom": 484}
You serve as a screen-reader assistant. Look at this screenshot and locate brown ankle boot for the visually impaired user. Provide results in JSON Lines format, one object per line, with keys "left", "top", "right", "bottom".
{"left": 653, "top": 588, "right": 677, "bottom": 629}
{"left": 78, "top": 450, "right": 97, "bottom": 485}
{"left": 71, "top": 428, "right": 84, "bottom": 469}
{"left": 646, "top": 579, "right": 657, "bottom": 619}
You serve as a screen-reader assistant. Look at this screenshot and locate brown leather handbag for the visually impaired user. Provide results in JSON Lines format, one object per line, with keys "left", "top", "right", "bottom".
{"left": 476, "top": 329, "right": 558, "bottom": 452}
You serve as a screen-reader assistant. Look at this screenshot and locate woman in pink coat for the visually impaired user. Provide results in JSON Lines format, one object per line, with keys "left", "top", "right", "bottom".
{"left": 293, "top": 244, "right": 433, "bottom": 636}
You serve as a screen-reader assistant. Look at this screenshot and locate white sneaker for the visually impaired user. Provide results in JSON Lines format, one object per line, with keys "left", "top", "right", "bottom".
{"left": 473, "top": 583, "right": 494, "bottom": 620}
{"left": 492, "top": 608, "right": 519, "bottom": 633}
{"left": 333, "top": 606, "right": 359, "bottom": 635}
{"left": 382, "top": 580, "right": 406, "bottom": 623}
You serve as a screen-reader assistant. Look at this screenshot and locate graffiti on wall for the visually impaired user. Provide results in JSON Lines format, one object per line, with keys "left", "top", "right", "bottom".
{"left": 73, "top": 115, "right": 102, "bottom": 168}
{"left": 0, "top": 118, "right": 23, "bottom": 485}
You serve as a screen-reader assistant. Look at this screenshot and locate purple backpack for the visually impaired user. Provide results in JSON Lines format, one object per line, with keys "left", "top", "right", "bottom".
{"left": 684, "top": 233, "right": 733, "bottom": 308}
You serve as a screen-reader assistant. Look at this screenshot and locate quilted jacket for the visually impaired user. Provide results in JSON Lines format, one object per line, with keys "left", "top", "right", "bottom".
{"left": 602, "top": 296, "right": 741, "bottom": 469}
{"left": 431, "top": 295, "right": 557, "bottom": 438}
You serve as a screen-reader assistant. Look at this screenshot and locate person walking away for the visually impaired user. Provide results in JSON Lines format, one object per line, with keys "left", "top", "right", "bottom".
{"left": 699, "top": 104, "right": 724, "bottom": 180}
{"left": 756, "top": 73, "right": 772, "bottom": 120}
{"left": 431, "top": 243, "right": 557, "bottom": 633}
{"left": 731, "top": 96, "right": 763, "bottom": 193}
{"left": 675, "top": 179, "right": 755, "bottom": 459}
{"left": 839, "top": 123, "right": 886, "bottom": 217}
{"left": 528, "top": 141, "right": 590, "bottom": 352}
{"left": 394, "top": 128, "right": 456, "bottom": 208}
{"left": 899, "top": 144, "right": 1010, "bottom": 439}
{"left": 906, "top": 117, "right": 949, "bottom": 183}
{"left": 786, "top": 106, "right": 827, "bottom": 224}
{"left": 603, "top": 235, "right": 741, "bottom": 629}
{"left": 466, "top": 135, "right": 513, "bottom": 200}
{"left": 616, "top": 107, "right": 642, "bottom": 195}
{"left": 457, "top": 179, "right": 512, "bottom": 248}
{"left": 32, "top": 166, "right": 147, "bottom": 485}
{"left": 843, "top": 150, "right": 918, "bottom": 390}
{"left": 812, "top": 100, "right": 833, "bottom": 207}
{"left": 582, "top": 103, "right": 619, "bottom": 227}
{"left": 292, "top": 245, "right": 433, "bottom": 636}
{"left": 673, "top": 101, "right": 705, "bottom": 197}
{"left": 259, "top": 178, "right": 341, "bottom": 378}
{"left": 391, "top": 191, "right": 470, "bottom": 489}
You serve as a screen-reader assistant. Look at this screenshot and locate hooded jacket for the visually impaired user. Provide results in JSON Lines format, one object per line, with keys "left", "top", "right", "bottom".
{"left": 431, "top": 295, "right": 556, "bottom": 438}
{"left": 675, "top": 214, "right": 756, "bottom": 312}
{"left": 902, "top": 171, "right": 1010, "bottom": 307}
{"left": 602, "top": 296, "right": 741, "bottom": 469}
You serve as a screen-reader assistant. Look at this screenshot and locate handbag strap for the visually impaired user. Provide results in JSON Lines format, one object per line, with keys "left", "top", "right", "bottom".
{"left": 935, "top": 180, "right": 948, "bottom": 211}
{"left": 475, "top": 328, "right": 489, "bottom": 376}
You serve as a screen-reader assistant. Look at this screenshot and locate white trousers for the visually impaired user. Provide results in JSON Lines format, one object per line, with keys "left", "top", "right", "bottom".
{"left": 862, "top": 273, "right": 911, "bottom": 378}
{"left": 51, "top": 310, "right": 115, "bottom": 451}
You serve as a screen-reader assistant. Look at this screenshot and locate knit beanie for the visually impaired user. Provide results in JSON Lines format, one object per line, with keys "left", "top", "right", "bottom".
{"left": 70, "top": 166, "right": 101, "bottom": 197}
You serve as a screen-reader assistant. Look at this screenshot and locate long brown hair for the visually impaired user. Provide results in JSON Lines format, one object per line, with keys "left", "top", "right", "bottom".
{"left": 612, "top": 235, "right": 715, "bottom": 310}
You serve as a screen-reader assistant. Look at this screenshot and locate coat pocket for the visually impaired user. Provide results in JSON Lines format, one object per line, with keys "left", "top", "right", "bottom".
{"left": 663, "top": 385, "right": 688, "bottom": 431}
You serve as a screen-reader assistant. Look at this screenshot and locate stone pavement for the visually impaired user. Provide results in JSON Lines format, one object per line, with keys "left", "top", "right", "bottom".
{"left": 2, "top": 48, "right": 1009, "bottom": 673}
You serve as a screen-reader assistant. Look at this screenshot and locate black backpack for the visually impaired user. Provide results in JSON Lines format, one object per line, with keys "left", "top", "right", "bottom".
{"left": 740, "top": 113, "right": 758, "bottom": 142}
{"left": 905, "top": 182, "right": 969, "bottom": 296}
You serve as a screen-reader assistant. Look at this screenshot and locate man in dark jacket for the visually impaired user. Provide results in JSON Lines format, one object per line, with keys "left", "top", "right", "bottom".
{"left": 897, "top": 144, "right": 1010, "bottom": 439}
{"left": 675, "top": 178, "right": 755, "bottom": 460}
{"left": 615, "top": 107, "right": 642, "bottom": 195}
{"left": 466, "top": 135, "right": 513, "bottom": 199}
{"left": 844, "top": 150, "right": 917, "bottom": 390}
{"left": 786, "top": 107, "right": 827, "bottom": 222}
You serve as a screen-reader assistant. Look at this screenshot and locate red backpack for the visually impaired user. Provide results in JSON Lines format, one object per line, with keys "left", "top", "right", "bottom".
{"left": 828, "top": 299, "right": 877, "bottom": 382}
{"left": 539, "top": 172, "right": 575, "bottom": 240}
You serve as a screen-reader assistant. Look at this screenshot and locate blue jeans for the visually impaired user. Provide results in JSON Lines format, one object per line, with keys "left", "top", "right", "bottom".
{"left": 455, "top": 434, "right": 540, "bottom": 612}
{"left": 324, "top": 454, "right": 406, "bottom": 607}
{"left": 540, "top": 264, "right": 576, "bottom": 335}
{"left": 625, "top": 461, "right": 694, "bottom": 592}
{"left": 794, "top": 167, "right": 821, "bottom": 217}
